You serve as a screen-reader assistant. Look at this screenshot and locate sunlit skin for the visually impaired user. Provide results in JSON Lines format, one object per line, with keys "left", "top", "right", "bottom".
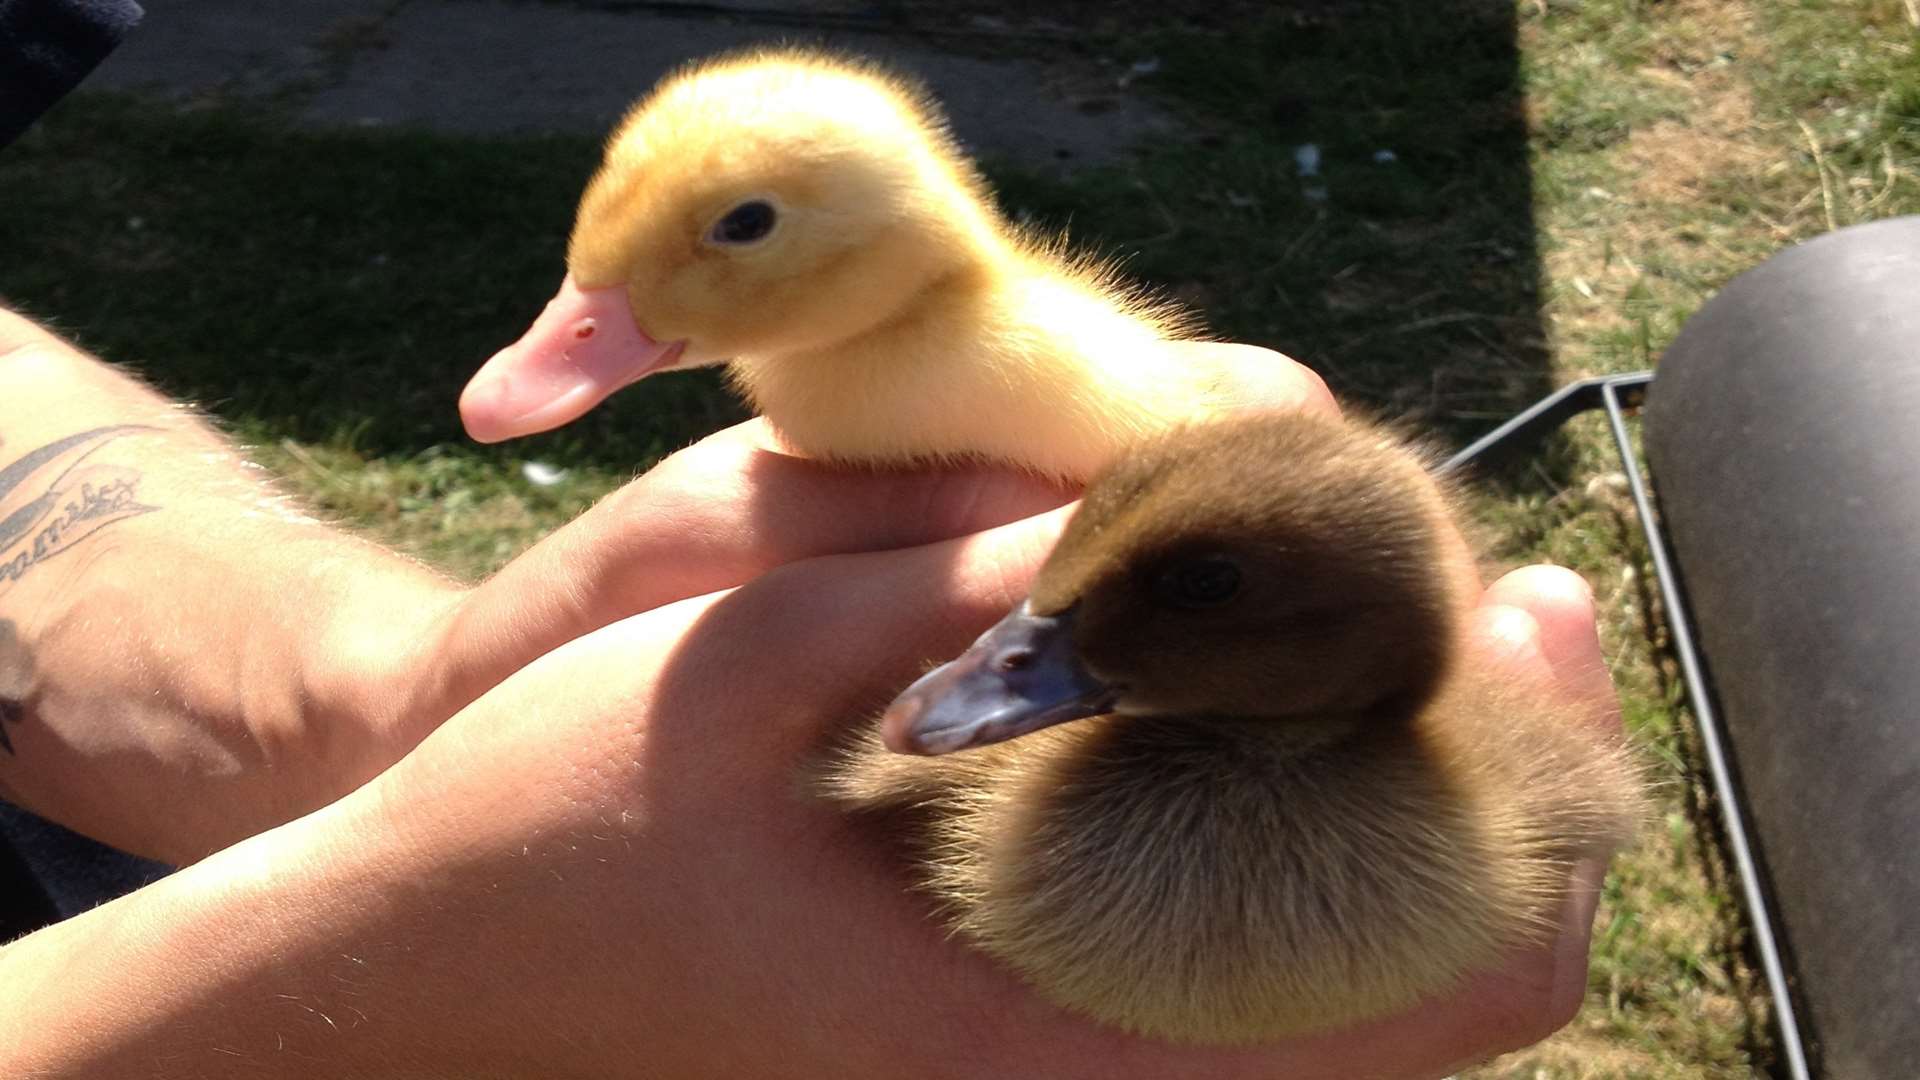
{"left": 3, "top": 310, "right": 1620, "bottom": 1076}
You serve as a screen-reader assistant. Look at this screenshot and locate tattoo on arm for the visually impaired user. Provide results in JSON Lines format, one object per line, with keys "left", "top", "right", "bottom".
{"left": 0, "top": 426, "right": 160, "bottom": 754}
{"left": 0, "top": 425, "right": 160, "bottom": 588}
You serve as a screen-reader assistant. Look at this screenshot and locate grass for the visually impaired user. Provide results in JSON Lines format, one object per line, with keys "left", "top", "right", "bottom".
{"left": 0, "top": 99, "right": 746, "bottom": 567}
{"left": 3, "top": 0, "right": 1917, "bottom": 1073}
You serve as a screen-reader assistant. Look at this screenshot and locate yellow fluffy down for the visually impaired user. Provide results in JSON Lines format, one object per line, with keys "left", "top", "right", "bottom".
{"left": 568, "top": 48, "right": 1251, "bottom": 480}
{"left": 573, "top": 50, "right": 1642, "bottom": 1045}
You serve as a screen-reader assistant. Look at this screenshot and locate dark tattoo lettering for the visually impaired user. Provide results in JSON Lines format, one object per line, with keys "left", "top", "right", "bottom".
{"left": 0, "top": 427, "right": 158, "bottom": 755}
{"left": 0, "top": 425, "right": 159, "bottom": 594}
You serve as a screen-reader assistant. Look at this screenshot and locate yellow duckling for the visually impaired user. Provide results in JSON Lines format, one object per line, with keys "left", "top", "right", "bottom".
{"left": 460, "top": 48, "right": 1273, "bottom": 480}
{"left": 823, "top": 410, "right": 1641, "bottom": 1043}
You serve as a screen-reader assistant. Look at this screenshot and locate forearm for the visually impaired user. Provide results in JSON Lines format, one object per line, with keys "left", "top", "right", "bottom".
{"left": 0, "top": 311, "right": 458, "bottom": 861}
{"left": 0, "top": 798, "right": 418, "bottom": 1077}
{"left": 0, "top": 550, "right": 1614, "bottom": 1080}
{"left": 0, "top": 678, "right": 662, "bottom": 1080}
{"left": 0, "top": 308, "right": 1072, "bottom": 862}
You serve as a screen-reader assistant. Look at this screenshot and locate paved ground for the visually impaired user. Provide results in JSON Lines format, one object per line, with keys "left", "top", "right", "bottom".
{"left": 89, "top": 0, "right": 1175, "bottom": 170}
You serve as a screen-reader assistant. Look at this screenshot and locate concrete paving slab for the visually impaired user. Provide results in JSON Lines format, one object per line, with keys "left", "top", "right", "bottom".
{"left": 88, "top": 0, "right": 1175, "bottom": 170}
{"left": 88, "top": 0, "right": 395, "bottom": 101}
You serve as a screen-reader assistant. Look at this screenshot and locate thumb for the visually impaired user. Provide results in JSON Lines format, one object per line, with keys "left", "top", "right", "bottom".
{"left": 643, "top": 504, "right": 1074, "bottom": 769}
{"left": 1477, "top": 564, "right": 1618, "bottom": 731}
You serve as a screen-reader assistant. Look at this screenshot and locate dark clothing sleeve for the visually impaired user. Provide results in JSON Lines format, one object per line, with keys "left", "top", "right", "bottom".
{"left": 0, "top": 801, "right": 172, "bottom": 938}
{"left": 0, "top": 0, "right": 143, "bottom": 149}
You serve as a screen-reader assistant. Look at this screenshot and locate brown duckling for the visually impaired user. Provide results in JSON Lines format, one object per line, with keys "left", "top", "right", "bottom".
{"left": 821, "top": 410, "right": 1641, "bottom": 1044}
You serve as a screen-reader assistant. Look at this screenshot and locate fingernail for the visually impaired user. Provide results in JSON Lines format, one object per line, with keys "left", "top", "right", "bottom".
{"left": 1481, "top": 606, "right": 1547, "bottom": 669}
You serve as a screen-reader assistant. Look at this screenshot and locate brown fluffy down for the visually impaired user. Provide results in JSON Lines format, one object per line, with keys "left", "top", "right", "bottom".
{"left": 819, "top": 413, "right": 1643, "bottom": 1044}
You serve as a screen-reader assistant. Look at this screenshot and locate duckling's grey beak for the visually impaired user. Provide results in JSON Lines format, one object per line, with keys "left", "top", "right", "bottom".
{"left": 881, "top": 603, "right": 1115, "bottom": 756}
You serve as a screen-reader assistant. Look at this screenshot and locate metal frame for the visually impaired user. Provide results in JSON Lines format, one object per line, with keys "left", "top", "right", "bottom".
{"left": 1446, "top": 371, "right": 1812, "bottom": 1080}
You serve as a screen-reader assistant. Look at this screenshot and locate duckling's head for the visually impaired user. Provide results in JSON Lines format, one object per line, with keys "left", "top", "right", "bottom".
{"left": 885, "top": 412, "right": 1466, "bottom": 754}
{"left": 461, "top": 49, "right": 1000, "bottom": 442}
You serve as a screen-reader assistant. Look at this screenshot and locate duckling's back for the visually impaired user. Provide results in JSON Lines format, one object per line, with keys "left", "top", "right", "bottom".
{"left": 739, "top": 252, "right": 1217, "bottom": 479}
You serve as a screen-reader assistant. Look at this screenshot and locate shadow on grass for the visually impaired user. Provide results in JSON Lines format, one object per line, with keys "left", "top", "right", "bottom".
{"left": 989, "top": 0, "right": 1549, "bottom": 440}
{"left": 0, "top": 97, "right": 745, "bottom": 472}
{"left": 0, "top": 0, "right": 1545, "bottom": 470}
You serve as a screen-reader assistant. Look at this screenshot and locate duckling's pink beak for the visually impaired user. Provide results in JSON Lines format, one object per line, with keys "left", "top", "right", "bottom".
{"left": 460, "top": 275, "right": 686, "bottom": 443}
{"left": 882, "top": 603, "right": 1116, "bottom": 756}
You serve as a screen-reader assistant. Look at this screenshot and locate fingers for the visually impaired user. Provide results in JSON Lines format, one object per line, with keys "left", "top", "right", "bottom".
{"left": 1546, "top": 857, "right": 1610, "bottom": 1032}
{"left": 1483, "top": 564, "right": 1602, "bottom": 682}
{"left": 1170, "top": 341, "right": 1340, "bottom": 419}
{"left": 430, "top": 429, "right": 1073, "bottom": 721}
{"left": 595, "top": 428, "right": 1071, "bottom": 616}
{"left": 635, "top": 418, "right": 1075, "bottom": 581}
{"left": 1477, "top": 564, "right": 1620, "bottom": 731}
{"left": 1462, "top": 565, "right": 1623, "bottom": 1050}
{"left": 528, "top": 340, "right": 1322, "bottom": 628}
{"left": 642, "top": 506, "right": 1073, "bottom": 766}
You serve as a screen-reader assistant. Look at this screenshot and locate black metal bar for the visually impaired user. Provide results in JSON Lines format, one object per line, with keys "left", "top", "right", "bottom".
{"left": 1596, "top": 382, "right": 1811, "bottom": 1080}
{"left": 1441, "top": 371, "right": 1652, "bottom": 475}
{"left": 1453, "top": 371, "right": 1812, "bottom": 1080}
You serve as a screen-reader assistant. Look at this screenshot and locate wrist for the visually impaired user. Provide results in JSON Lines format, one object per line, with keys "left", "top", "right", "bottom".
{"left": 0, "top": 313, "right": 473, "bottom": 859}
{"left": 299, "top": 555, "right": 467, "bottom": 790}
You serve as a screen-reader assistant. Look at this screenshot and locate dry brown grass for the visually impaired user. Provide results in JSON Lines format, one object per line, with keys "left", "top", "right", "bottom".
{"left": 1623, "top": 93, "right": 1770, "bottom": 204}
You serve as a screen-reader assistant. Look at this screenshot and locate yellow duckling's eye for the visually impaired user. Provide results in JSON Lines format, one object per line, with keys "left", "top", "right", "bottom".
{"left": 1148, "top": 553, "right": 1244, "bottom": 610}
{"left": 706, "top": 199, "right": 779, "bottom": 246}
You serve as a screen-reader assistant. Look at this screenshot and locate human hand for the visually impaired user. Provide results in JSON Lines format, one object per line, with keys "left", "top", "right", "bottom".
{"left": 354, "top": 342, "right": 1337, "bottom": 791}
{"left": 313, "top": 341, "right": 1607, "bottom": 1077}
{"left": 363, "top": 419, "right": 1071, "bottom": 744}
{"left": 367, "top": 551, "right": 1613, "bottom": 1080}
{"left": 0, "top": 307, "right": 1061, "bottom": 863}
{"left": 30, "top": 449, "right": 1622, "bottom": 1078}
{"left": 3, "top": 337, "right": 1622, "bottom": 1079}
{"left": 0, "top": 314, "right": 1315, "bottom": 866}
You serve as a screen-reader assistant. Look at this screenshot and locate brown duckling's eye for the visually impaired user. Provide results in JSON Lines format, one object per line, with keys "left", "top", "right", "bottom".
{"left": 1149, "top": 554, "right": 1244, "bottom": 610}
{"left": 708, "top": 200, "right": 778, "bottom": 245}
